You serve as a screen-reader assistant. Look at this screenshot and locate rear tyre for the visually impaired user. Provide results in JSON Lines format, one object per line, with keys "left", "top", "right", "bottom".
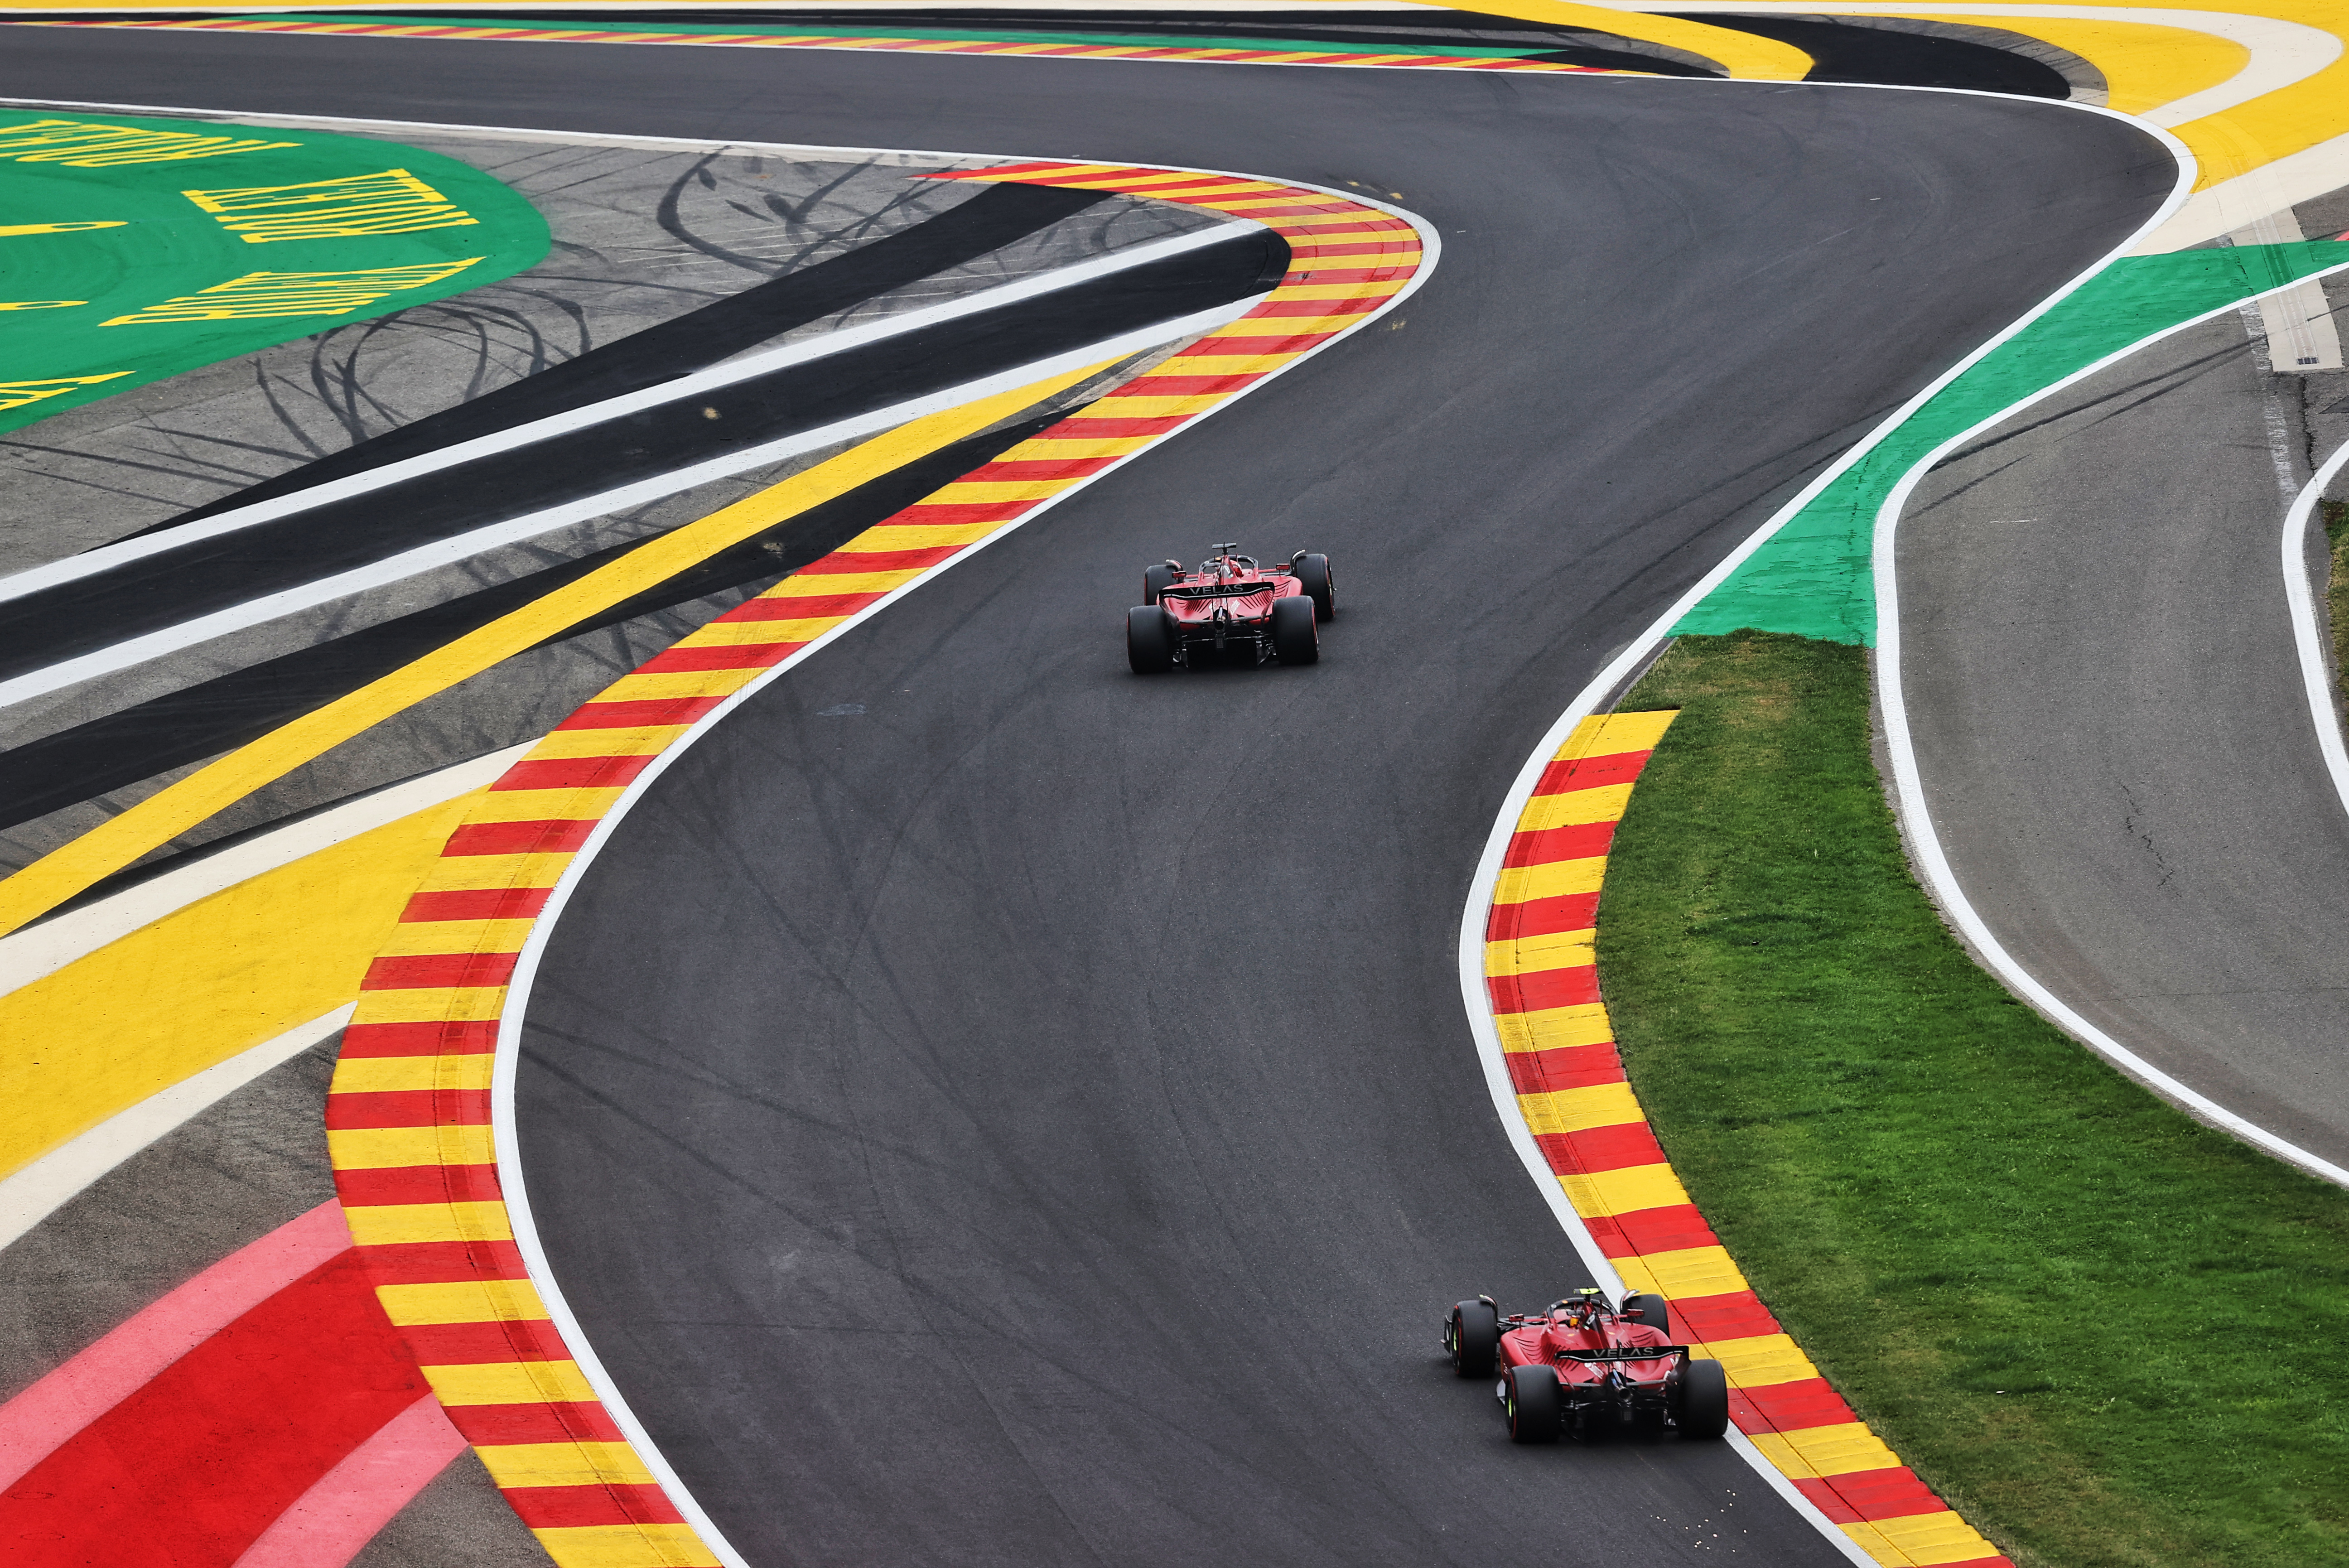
{"left": 1143, "top": 563, "right": 1177, "bottom": 605}
{"left": 1291, "top": 552, "right": 1336, "bottom": 621}
{"left": 1127, "top": 605, "right": 1176, "bottom": 674}
{"left": 1447, "top": 1300, "right": 1499, "bottom": 1378}
{"left": 1506, "top": 1365, "right": 1563, "bottom": 1444}
{"left": 1623, "top": 1293, "right": 1671, "bottom": 1337}
{"left": 1271, "top": 595, "right": 1319, "bottom": 665}
{"left": 1675, "top": 1358, "right": 1729, "bottom": 1439}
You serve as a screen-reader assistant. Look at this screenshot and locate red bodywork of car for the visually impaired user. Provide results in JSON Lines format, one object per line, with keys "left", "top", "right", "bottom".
{"left": 1498, "top": 1306, "right": 1679, "bottom": 1402}
{"left": 1159, "top": 565, "right": 1306, "bottom": 629}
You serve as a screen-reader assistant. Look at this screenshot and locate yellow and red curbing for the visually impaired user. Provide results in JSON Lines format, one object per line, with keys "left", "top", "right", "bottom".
{"left": 1485, "top": 710, "right": 2007, "bottom": 1568}
{"left": 322, "top": 162, "right": 1426, "bottom": 1567}
{"left": 29, "top": 14, "right": 1630, "bottom": 74}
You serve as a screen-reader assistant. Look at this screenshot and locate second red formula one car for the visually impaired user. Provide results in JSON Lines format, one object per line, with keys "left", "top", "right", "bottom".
{"left": 1126, "top": 543, "right": 1334, "bottom": 673}
{"left": 1444, "top": 1288, "right": 1730, "bottom": 1443}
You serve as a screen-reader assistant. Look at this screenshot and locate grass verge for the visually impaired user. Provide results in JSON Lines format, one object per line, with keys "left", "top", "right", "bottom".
{"left": 1598, "top": 630, "right": 2349, "bottom": 1568}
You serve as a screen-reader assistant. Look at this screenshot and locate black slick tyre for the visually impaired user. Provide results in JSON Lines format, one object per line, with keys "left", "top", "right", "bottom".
{"left": 1505, "top": 1365, "right": 1562, "bottom": 1444}
{"left": 1291, "top": 552, "right": 1335, "bottom": 621}
{"left": 1676, "top": 1357, "right": 1729, "bottom": 1439}
{"left": 1271, "top": 595, "right": 1319, "bottom": 665}
{"left": 1447, "top": 1300, "right": 1499, "bottom": 1377}
{"left": 1624, "top": 1293, "right": 1671, "bottom": 1337}
{"left": 1127, "top": 605, "right": 1176, "bottom": 674}
{"left": 1143, "top": 563, "right": 1177, "bottom": 605}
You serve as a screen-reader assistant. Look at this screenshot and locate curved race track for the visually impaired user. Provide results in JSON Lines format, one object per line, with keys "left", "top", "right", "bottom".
{"left": 0, "top": 31, "right": 2173, "bottom": 1566}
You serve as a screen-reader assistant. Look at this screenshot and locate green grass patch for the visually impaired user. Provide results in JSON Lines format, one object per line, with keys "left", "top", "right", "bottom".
{"left": 1598, "top": 630, "right": 2349, "bottom": 1568}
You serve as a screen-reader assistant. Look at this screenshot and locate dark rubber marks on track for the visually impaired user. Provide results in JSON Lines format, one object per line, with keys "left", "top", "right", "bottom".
{"left": 157, "top": 181, "right": 1111, "bottom": 525}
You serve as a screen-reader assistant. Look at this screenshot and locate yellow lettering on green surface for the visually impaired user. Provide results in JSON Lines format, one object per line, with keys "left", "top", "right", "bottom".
{"left": 0, "top": 373, "right": 131, "bottom": 413}
{"left": 101, "top": 258, "right": 487, "bottom": 325}
{"left": 0, "top": 117, "right": 300, "bottom": 168}
{"left": 181, "top": 167, "right": 479, "bottom": 243}
{"left": 0, "top": 300, "right": 88, "bottom": 311}
{"left": 0, "top": 221, "right": 128, "bottom": 236}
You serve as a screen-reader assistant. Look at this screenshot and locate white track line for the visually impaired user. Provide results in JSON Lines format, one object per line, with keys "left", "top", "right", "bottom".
{"left": 0, "top": 1006, "right": 352, "bottom": 1250}
{"left": 0, "top": 297, "right": 1262, "bottom": 713}
{"left": 0, "top": 741, "right": 533, "bottom": 1000}
{"left": 1870, "top": 265, "right": 2349, "bottom": 1192}
{"left": 2282, "top": 437, "right": 2349, "bottom": 825}
{"left": 0, "top": 223, "right": 1257, "bottom": 607}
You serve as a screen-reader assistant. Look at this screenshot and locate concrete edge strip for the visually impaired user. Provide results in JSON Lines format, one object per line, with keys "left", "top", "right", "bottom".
{"left": 1869, "top": 261, "right": 2349, "bottom": 1191}
{"left": 319, "top": 157, "right": 1438, "bottom": 1568}
{"left": 14, "top": 13, "right": 1637, "bottom": 74}
{"left": 0, "top": 222, "right": 1263, "bottom": 605}
{"left": 1480, "top": 711, "right": 2009, "bottom": 1568}
{"left": 0, "top": 743, "right": 533, "bottom": 1000}
{"left": 0, "top": 1004, "right": 354, "bottom": 1253}
{"left": 2281, "top": 435, "right": 2349, "bottom": 830}
{"left": 0, "top": 293, "right": 1265, "bottom": 713}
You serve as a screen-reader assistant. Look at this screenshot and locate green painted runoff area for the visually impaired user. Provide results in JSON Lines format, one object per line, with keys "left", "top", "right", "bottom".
{"left": 0, "top": 108, "right": 548, "bottom": 436}
{"left": 1678, "top": 240, "right": 2349, "bottom": 644}
{"left": 277, "top": 13, "right": 1571, "bottom": 58}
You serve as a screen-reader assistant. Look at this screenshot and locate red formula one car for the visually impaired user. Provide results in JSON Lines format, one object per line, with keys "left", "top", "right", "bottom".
{"left": 1444, "top": 1288, "right": 1729, "bottom": 1444}
{"left": 1126, "top": 543, "right": 1334, "bottom": 673}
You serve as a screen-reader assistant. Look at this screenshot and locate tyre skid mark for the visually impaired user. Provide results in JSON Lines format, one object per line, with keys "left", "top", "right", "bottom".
{"left": 1486, "top": 710, "right": 2007, "bottom": 1568}
{"left": 321, "top": 163, "right": 1428, "bottom": 1568}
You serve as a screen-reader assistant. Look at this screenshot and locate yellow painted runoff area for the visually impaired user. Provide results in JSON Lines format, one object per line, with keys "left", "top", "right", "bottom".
{"left": 0, "top": 782, "right": 480, "bottom": 1180}
{"left": 0, "top": 359, "right": 1113, "bottom": 941}
{"left": 1928, "top": 12, "right": 2252, "bottom": 116}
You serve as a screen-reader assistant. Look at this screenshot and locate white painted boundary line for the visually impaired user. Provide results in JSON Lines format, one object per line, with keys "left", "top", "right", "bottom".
{"left": 0, "top": 223, "right": 1258, "bottom": 606}
{"left": 1871, "top": 258, "right": 2349, "bottom": 1192}
{"left": 0, "top": 1006, "right": 352, "bottom": 1249}
{"left": 0, "top": 296, "right": 1263, "bottom": 712}
{"left": 474, "top": 147, "right": 1441, "bottom": 1568}
{"left": 2282, "top": 436, "right": 2349, "bottom": 826}
{"left": 0, "top": 742, "right": 533, "bottom": 999}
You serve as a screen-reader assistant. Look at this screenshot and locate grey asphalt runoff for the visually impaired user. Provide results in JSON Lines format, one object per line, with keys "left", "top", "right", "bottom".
{"left": 0, "top": 30, "right": 2173, "bottom": 1567}
{"left": 1899, "top": 303, "right": 2349, "bottom": 1175}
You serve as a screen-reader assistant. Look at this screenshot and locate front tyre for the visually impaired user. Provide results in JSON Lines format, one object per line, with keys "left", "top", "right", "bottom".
{"left": 1506, "top": 1365, "right": 1563, "bottom": 1445}
{"left": 1271, "top": 595, "right": 1319, "bottom": 665}
{"left": 1675, "top": 1357, "right": 1729, "bottom": 1439}
{"left": 1127, "top": 605, "right": 1176, "bottom": 674}
{"left": 1623, "top": 1293, "right": 1671, "bottom": 1337}
{"left": 1143, "top": 563, "right": 1177, "bottom": 605}
{"left": 1291, "top": 552, "right": 1336, "bottom": 621}
{"left": 1447, "top": 1300, "right": 1499, "bottom": 1378}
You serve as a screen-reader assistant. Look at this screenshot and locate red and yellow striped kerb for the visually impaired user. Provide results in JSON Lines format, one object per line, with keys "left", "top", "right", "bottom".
{"left": 323, "top": 164, "right": 1424, "bottom": 1566}
{"left": 1486, "top": 710, "right": 2007, "bottom": 1568}
{"left": 28, "top": 14, "right": 1628, "bottom": 74}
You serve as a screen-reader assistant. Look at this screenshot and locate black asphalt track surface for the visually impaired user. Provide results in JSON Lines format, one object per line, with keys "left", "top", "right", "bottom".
{"left": 0, "top": 31, "right": 2173, "bottom": 1566}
